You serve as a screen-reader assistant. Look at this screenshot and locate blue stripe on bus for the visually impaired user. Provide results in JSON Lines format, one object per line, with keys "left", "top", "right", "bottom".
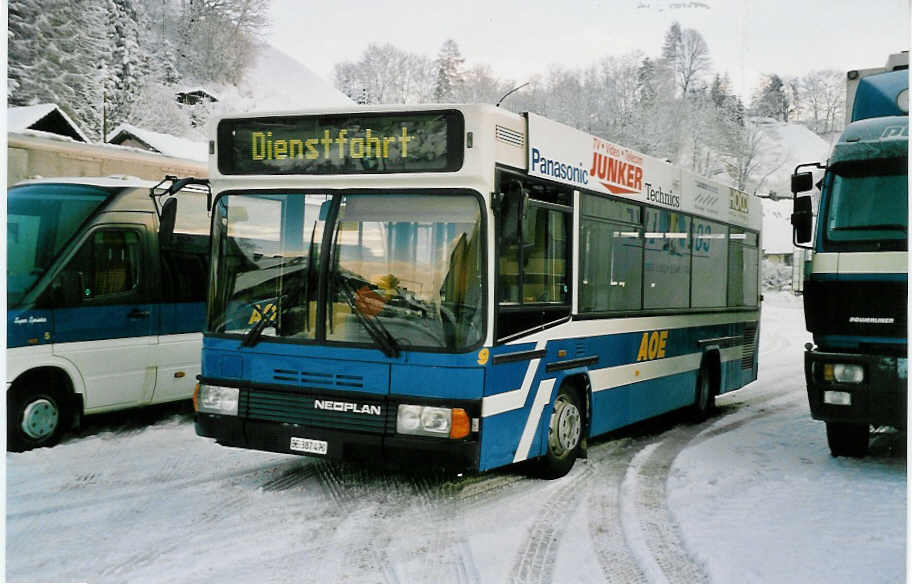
{"left": 200, "top": 317, "right": 757, "bottom": 472}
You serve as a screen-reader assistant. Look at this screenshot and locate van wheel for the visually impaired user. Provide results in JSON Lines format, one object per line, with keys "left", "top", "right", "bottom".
{"left": 826, "top": 422, "right": 869, "bottom": 457}
{"left": 7, "top": 385, "right": 69, "bottom": 452}
{"left": 536, "top": 385, "right": 583, "bottom": 479}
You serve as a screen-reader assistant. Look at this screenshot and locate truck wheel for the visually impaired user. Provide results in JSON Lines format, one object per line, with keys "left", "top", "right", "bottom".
{"left": 536, "top": 385, "right": 583, "bottom": 479}
{"left": 7, "top": 384, "right": 69, "bottom": 452}
{"left": 826, "top": 422, "right": 869, "bottom": 457}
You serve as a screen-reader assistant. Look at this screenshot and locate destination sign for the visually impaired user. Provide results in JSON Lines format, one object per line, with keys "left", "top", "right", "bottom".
{"left": 217, "top": 111, "right": 464, "bottom": 175}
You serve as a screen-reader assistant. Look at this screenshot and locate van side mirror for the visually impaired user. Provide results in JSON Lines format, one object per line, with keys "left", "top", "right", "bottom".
{"left": 791, "top": 171, "right": 814, "bottom": 194}
{"left": 497, "top": 182, "right": 528, "bottom": 245}
{"left": 791, "top": 195, "right": 813, "bottom": 245}
{"left": 159, "top": 197, "right": 177, "bottom": 247}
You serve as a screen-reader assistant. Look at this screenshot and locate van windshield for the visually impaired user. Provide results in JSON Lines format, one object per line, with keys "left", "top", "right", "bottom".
{"left": 7, "top": 184, "right": 110, "bottom": 307}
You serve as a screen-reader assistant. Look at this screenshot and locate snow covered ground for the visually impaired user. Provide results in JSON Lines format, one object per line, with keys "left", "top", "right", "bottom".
{"left": 5, "top": 293, "right": 906, "bottom": 583}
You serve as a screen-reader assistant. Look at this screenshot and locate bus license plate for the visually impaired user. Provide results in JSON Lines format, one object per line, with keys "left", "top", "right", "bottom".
{"left": 290, "top": 437, "right": 328, "bottom": 455}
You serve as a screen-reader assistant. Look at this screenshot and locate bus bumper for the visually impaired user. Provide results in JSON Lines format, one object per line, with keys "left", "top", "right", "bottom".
{"left": 195, "top": 413, "right": 480, "bottom": 471}
{"left": 804, "top": 349, "right": 907, "bottom": 428}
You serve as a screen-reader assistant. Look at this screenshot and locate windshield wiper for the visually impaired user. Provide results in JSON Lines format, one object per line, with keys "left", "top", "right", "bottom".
{"left": 832, "top": 224, "right": 907, "bottom": 232}
{"left": 240, "top": 305, "right": 274, "bottom": 348}
{"left": 335, "top": 275, "right": 400, "bottom": 359}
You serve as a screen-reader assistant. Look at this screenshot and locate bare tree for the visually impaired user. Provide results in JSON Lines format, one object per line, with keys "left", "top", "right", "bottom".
{"left": 676, "top": 28, "right": 711, "bottom": 96}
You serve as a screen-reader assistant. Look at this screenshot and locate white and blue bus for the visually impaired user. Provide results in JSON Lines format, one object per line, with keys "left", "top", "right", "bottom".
{"left": 195, "top": 105, "right": 761, "bottom": 477}
{"left": 7, "top": 176, "right": 210, "bottom": 451}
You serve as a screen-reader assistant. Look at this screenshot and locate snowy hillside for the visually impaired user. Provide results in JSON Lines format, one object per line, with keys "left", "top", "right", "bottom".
{"left": 209, "top": 44, "right": 353, "bottom": 115}
{"left": 752, "top": 118, "right": 832, "bottom": 199}
{"left": 753, "top": 119, "right": 832, "bottom": 258}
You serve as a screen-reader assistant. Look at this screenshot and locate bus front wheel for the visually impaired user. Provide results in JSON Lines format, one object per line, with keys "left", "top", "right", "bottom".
{"left": 537, "top": 385, "right": 583, "bottom": 479}
{"left": 7, "top": 383, "right": 70, "bottom": 452}
{"left": 826, "top": 422, "right": 869, "bottom": 458}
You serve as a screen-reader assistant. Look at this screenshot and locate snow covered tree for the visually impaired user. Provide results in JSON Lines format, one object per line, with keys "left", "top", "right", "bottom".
{"left": 636, "top": 57, "right": 658, "bottom": 107}
{"left": 753, "top": 74, "right": 790, "bottom": 121}
{"left": 333, "top": 44, "right": 434, "bottom": 104}
{"left": 104, "top": 0, "right": 156, "bottom": 139}
{"left": 8, "top": 0, "right": 108, "bottom": 140}
{"left": 174, "top": 0, "right": 268, "bottom": 85}
{"left": 797, "top": 70, "right": 844, "bottom": 134}
{"left": 433, "top": 39, "right": 465, "bottom": 102}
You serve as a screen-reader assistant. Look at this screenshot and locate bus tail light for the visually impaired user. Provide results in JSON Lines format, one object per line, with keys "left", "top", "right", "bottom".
{"left": 193, "top": 383, "right": 200, "bottom": 412}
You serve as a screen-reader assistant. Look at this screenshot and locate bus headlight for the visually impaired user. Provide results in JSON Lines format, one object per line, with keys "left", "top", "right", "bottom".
{"left": 196, "top": 384, "right": 240, "bottom": 415}
{"left": 396, "top": 405, "right": 470, "bottom": 439}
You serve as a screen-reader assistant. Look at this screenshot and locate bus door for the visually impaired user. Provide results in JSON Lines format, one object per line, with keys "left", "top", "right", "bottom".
{"left": 49, "top": 218, "right": 159, "bottom": 410}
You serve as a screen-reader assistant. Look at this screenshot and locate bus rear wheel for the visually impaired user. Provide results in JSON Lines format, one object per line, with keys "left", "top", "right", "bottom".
{"left": 826, "top": 422, "right": 869, "bottom": 457}
{"left": 7, "top": 384, "right": 69, "bottom": 452}
{"left": 536, "top": 385, "right": 583, "bottom": 479}
{"left": 689, "top": 363, "right": 716, "bottom": 422}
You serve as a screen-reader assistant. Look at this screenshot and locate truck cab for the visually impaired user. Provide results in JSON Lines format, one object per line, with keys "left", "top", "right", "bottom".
{"left": 791, "top": 53, "right": 908, "bottom": 456}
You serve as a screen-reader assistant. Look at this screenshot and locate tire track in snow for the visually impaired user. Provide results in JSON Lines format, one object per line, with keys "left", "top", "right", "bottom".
{"left": 305, "top": 461, "right": 480, "bottom": 584}
{"left": 585, "top": 439, "right": 651, "bottom": 584}
{"left": 613, "top": 392, "right": 806, "bottom": 584}
{"left": 507, "top": 463, "right": 595, "bottom": 584}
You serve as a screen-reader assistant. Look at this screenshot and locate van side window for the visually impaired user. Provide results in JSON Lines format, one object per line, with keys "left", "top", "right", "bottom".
{"left": 64, "top": 229, "right": 143, "bottom": 304}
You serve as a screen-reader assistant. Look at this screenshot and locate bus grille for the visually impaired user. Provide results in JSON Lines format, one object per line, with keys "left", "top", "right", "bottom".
{"left": 741, "top": 324, "right": 758, "bottom": 370}
{"left": 496, "top": 125, "right": 524, "bottom": 147}
{"left": 240, "top": 388, "right": 389, "bottom": 434}
{"left": 272, "top": 368, "right": 365, "bottom": 390}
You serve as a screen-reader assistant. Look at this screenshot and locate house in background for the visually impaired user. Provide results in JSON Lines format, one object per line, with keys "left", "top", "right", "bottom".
{"left": 106, "top": 124, "right": 207, "bottom": 162}
{"left": 176, "top": 88, "right": 219, "bottom": 106}
{"left": 8, "top": 103, "right": 91, "bottom": 142}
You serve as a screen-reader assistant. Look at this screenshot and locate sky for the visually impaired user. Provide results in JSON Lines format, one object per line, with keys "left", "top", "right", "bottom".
{"left": 266, "top": 0, "right": 910, "bottom": 100}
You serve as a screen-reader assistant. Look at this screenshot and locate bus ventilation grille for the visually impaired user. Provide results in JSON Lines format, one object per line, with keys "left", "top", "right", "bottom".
{"left": 272, "top": 368, "right": 364, "bottom": 390}
{"left": 741, "top": 325, "right": 758, "bottom": 370}
{"left": 496, "top": 125, "right": 524, "bottom": 147}
{"left": 241, "top": 388, "right": 387, "bottom": 434}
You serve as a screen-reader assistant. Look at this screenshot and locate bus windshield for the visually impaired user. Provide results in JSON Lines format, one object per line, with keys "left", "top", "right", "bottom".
{"left": 822, "top": 158, "right": 908, "bottom": 252}
{"left": 8, "top": 183, "right": 110, "bottom": 307}
{"left": 208, "top": 192, "right": 484, "bottom": 352}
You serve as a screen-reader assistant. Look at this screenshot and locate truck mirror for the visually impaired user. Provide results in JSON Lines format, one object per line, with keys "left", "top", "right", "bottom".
{"left": 791, "top": 195, "right": 813, "bottom": 244}
{"left": 791, "top": 172, "right": 814, "bottom": 194}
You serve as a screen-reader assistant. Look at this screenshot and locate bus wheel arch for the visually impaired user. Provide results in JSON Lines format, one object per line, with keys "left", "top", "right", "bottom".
{"left": 536, "top": 376, "right": 588, "bottom": 479}
{"left": 7, "top": 367, "right": 79, "bottom": 452}
{"left": 691, "top": 350, "right": 721, "bottom": 422}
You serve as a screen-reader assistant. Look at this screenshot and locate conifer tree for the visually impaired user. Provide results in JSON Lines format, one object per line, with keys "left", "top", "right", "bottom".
{"left": 434, "top": 39, "right": 464, "bottom": 102}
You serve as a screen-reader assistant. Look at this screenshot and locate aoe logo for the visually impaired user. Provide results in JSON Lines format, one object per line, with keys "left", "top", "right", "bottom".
{"left": 636, "top": 330, "right": 669, "bottom": 362}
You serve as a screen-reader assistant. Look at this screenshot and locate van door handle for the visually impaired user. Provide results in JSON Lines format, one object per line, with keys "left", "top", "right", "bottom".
{"left": 128, "top": 308, "right": 151, "bottom": 319}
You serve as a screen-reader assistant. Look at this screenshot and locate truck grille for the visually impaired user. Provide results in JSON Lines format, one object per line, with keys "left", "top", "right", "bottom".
{"left": 804, "top": 278, "right": 907, "bottom": 340}
{"left": 240, "top": 387, "right": 390, "bottom": 434}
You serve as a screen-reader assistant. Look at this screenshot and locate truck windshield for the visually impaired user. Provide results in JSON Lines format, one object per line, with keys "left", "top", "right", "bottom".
{"left": 822, "top": 158, "right": 908, "bottom": 252}
{"left": 208, "top": 192, "right": 484, "bottom": 352}
{"left": 7, "top": 183, "right": 110, "bottom": 308}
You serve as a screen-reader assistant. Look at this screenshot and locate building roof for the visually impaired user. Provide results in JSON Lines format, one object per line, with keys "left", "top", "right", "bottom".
{"left": 7, "top": 103, "right": 91, "bottom": 142}
{"left": 106, "top": 124, "right": 208, "bottom": 162}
